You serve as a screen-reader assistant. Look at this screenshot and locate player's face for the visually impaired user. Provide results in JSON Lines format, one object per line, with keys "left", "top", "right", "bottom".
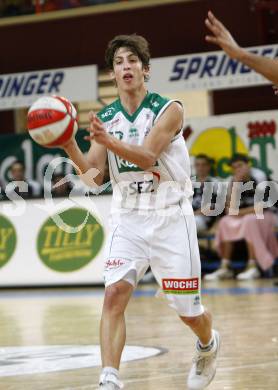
{"left": 111, "top": 47, "right": 149, "bottom": 92}
{"left": 231, "top": 161, "right": 250, "bottom": 179}
{"left": 11, "top": 164, "right": 25, "bottom": 181}
{"left": 195, "top": 158, "right": 211, "bottom": 178}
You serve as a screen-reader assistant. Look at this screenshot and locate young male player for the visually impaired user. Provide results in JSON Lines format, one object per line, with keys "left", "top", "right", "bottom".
{"left": 62, "top": 34, "right": 220, "bottom": 390}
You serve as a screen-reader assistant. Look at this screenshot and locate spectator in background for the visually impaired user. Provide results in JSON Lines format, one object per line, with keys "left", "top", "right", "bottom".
{"left": 205, "top": 154, "right": 278, "bottom": 281}
{"left": 51, "top": 173, "right": 72, "bottom": 197}
{"left": 192, "top": 154, "right": 218, "bottom": 233}
{"left": 5, "top": 160, "right": 42, "bottom": 199}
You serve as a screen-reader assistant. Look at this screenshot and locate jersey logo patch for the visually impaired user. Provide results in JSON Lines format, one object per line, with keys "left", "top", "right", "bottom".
{"left": 100, "top": 107, "right": 115, "bottom": 120}
{"left": 150, "top": 101, "right": 160, "bottom": 108}
{"left": 129, "top": 127, "right": 139, "bottom": 138}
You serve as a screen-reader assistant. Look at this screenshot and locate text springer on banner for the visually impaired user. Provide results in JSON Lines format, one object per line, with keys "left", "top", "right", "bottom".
{"left": 148, "top": 45, "right": 278, "bottom": 92}
{"left": 0, "top": 65, "right": 98, "bottom": 111}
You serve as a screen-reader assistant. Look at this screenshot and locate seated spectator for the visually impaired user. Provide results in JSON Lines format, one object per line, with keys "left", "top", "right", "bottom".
{"left": 51, "top": 173, "right": 72, "bottom": 197}
{"left": 5, "top": 160, "right": 42, "bottom": 199}
{"left": 205, "top": 154, "right": 278, "bottom": 281}
{"left": 192, "top": 154, "right": 218, "bottom": 233}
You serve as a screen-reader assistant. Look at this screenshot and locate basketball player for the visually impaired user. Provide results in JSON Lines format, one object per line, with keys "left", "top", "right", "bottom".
{"left": 205, "top": 10, "right": 278, "bottom": 85}
{"left": 62, "top": 35, "right": 220, "bottom": 390}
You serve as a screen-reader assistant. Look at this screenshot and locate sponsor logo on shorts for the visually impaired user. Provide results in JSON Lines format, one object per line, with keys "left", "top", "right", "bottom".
{"left": 162, "top": 278, "right": 199, "bottom": 295}
{"left": 105, "top": 258, "right": 126, "bottom": 270}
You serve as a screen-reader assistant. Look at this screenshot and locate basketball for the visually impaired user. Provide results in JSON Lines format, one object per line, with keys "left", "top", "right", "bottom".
{"left": 27, "top": 95, "right": 78, "bottom": 147}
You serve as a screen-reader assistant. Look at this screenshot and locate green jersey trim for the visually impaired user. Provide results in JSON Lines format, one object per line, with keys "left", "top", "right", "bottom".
{"left": 116, "top": 91, "right": 150, "bottom": 122}
{"left": 97, "top": 92, "right": 170, "bottom": 124}
{"left": 115, "top": 92, "right": 170, "bottom": 123}
{"left": 148, "top": 92, "right": 170, "bottom": 118}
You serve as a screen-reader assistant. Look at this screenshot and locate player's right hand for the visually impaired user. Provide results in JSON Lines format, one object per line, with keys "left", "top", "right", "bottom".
{"left": 85, "top": 111, "right": 112, "bottom": 148}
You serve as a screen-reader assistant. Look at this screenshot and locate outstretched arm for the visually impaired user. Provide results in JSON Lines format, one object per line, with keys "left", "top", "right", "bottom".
{"left": 205, "top": 10, "right": 278, "bottom": 85}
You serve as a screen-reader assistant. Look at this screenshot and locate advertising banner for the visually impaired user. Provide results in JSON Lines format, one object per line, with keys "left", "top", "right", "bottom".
{"left": 0, "top": 196, "right": 111, "bottom": 286}
{"left": 185, "top": 109, "right": 278, "bottom": 180}
{"left": 148, "top": 45, "right": 278, "bottom": 92}
{"left": 0, "top": 65, "right": 98, "bottom": 110}
{"left": 0, "top": 129, "right": 90, "bottom": 188}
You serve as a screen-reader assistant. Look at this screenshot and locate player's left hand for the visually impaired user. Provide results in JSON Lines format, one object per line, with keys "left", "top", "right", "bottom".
{"left": 85, "top": 111, "right": 111, "bottom": 146}
{"left": 205, "top": 11, "right": 242, "bottom": 60}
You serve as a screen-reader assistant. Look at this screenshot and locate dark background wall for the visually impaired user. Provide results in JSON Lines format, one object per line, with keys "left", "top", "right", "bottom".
{"left": 1, "top": 0, "right": 278, "bottom": 132}
{"left": 0, "top": 0, "right": 262, "bottom": 73}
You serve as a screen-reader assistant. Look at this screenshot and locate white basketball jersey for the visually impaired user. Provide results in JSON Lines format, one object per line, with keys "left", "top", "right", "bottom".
{"left": 97, "top": 92, "right": 193, "bottom": 210}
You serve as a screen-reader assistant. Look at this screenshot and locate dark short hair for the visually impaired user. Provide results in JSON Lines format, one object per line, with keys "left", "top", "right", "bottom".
{"left": 105, "top": 34, "right": 150, "bottom": 71}
{"left": 229, "top": 153, "right": 249, "bottom": 165}
{"left": 195, "top": 154, "right": 212, "bottom": 165}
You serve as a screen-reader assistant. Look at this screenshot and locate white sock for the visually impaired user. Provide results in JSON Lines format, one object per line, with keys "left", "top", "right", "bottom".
{"left": 101, "top": 366, "right": 119, "bottom": 378}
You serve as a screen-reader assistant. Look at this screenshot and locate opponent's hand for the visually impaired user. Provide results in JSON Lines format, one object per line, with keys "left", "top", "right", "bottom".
{"left": 85, "top": 111, "right": 112, "bottom": 146}
{"left": 205, "top": 11, "right": 242, "bottom": 60}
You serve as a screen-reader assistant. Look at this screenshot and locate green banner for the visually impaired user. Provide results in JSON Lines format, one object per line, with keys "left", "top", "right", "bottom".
{"left": 37, "top": 207, "right": 105, "bottom": 273}
{"left": 0, "top": 215, "right": 17, "bottom": 269}
{"left": 0, "top": 129, "right": 112, "bottom": 193}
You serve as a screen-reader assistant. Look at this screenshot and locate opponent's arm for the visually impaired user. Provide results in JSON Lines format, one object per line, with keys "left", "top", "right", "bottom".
{"left": 86, "top": 102, "right": 183, "bottom": 171}
{"left": 205, "top": 10, "right": 278, "bottom": 85}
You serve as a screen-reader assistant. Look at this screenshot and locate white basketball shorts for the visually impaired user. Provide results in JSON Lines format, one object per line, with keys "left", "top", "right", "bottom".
{"left": 103, "top": 200, "right": 204, "bottom": 317}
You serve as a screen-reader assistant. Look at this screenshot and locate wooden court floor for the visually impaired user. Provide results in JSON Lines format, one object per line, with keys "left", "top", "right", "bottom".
{"left": 0, "top": 279, "right": 277, "bottom": 390}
